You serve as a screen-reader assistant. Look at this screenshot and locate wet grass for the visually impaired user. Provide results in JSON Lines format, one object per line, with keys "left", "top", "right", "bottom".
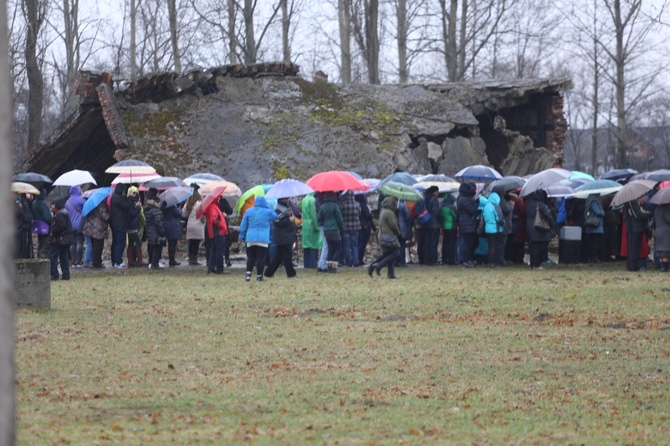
{"left": 16, "top": 262, "right": 670, "bottom": 444}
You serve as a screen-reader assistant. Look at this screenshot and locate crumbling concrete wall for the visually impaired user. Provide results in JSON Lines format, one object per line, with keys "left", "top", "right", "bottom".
{"left": 15, "top": 260, "right": 51, "bottom": 309}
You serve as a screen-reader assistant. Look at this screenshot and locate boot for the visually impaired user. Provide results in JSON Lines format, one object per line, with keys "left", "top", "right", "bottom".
{"left": 662, "top": 262, "right": 669, "bottom": 272}
{"left": 245, "top": 272, "right": 252, "bottom": 282}
{"left": 188, "top": 255, "right": 200, "bottom": 266}
{"left": 256, "top": 274, "right": 264, "bottom": 282}
{"left": 127, "top": 248, "right": 136, "bottom": 267}
{"left": 135, "top": 249, "right": 143, "bottom": 267}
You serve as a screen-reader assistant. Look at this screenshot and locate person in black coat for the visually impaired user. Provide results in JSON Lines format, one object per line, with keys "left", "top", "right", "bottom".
{"left": 144, "top": 189, "right": 166, "bottom": 269}
{"left": 162, "top": 201, "right": 184, "bottom": 266}
{"left": 623, "top": 198, "right": 651, "bottom": 272}
{"left": 219, "top": 197, "right": 234, "bottom": 267}
{"left": 110, "top": 184, "right": 131, "bottom": 268}
{"left": 264, "top": 198, "right": 298, "bottom": 278}
{"left": 49, "top": 197, "right": 74, "bottom": 280}
{"left": 418, "top": 186, "right": 442, "bottom": 265}
{"left": 457, "top": 182, "right": 479, "bottom": 267}
{"left": 356, "top": 193, "right": 376, "bottom": 266}
{"left": 526, "top": 189, "right": 556, "bottom": 270}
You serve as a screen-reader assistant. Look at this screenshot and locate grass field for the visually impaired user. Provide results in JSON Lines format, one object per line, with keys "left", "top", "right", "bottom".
{"left": 15, "top": 262, "right": 670, "bottom": 445}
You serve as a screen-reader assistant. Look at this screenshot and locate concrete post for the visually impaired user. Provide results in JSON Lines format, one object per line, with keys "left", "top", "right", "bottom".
{"left": 0, "top": 0, "right": 17, "bottom": 442}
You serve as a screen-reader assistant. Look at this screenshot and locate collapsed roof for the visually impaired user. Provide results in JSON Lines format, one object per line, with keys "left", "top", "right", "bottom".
{"left": 21, "top": 63, "right": 572, "bottom": 186}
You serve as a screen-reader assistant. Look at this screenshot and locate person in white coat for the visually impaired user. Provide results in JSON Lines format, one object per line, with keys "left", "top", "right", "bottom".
{"left": 182, "top": 186, "right": 206, "bottom": 265}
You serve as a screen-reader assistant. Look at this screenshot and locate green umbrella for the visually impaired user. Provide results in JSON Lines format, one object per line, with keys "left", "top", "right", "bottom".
{"left": 234, "top": 184, "right": 269, "bottom": 212}
{"left": 377, "top": 181, "right": 423, "bottom": 202}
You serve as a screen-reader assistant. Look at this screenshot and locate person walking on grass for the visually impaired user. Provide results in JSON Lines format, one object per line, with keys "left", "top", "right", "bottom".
{"left": 265, "top": 197, "right": 298, "bottom": 279}
{"left": 204, "top": 195, "right": 229, "bottom": 275}
{"left": 239, "top": 196, "right": 277, "bottom": 281}
{"left": 317, "top": 192, "right": 345, "bottom": 271}
{"left": 183, "top": 187, "right": 205, "bottom": 265}
{"left": 301, "top": 193, "right": 322, "bottom": 268}
{"left": 368, "top": 195, "right": 402, "bottom": 279}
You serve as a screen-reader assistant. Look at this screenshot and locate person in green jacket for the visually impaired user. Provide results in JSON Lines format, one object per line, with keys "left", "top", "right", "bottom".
{"left": 32, "top": 188, "right": 52, "bottom": 259}
{"left": 317, "top": 192, "right": 344, "bottom": 266}
{"left": 440, "top": 194, "right": 458, "bottom": 265}
{"left": 301, "top": 193, "right": 322, "bottom": 268}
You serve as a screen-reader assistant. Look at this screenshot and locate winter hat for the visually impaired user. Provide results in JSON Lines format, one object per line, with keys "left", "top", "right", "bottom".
{"left": 53, "top": 197, "right": 67, "bottom": 210}
{"left": 426, "top": 186, "right": 439, "bottom": 195}
{"left": 127, "top": 186, "right": 139, "bottom": 197}
{"left": 147, "top": 187, "right": 159, "bottom": 199}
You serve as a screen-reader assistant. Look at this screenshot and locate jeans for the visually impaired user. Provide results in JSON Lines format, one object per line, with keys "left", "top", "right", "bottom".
{"left": 458, "top": 232, "right": 476, "bottom": 264}
{"left": 303, "top": 248, "right": 318, "bottom": 268}
{"left": 111, "top": 226, "right": 127, "bottom": 266}
{"left": 372, "top": 247, "right": 400, "bottom": 278}
{"left": 70, "top": 231, "right": 85, "bottom": 265}
{"left": 342, "top": 230, "right": 360, "bottom": 266}
{"left": 83, "top": 236, "right": 93, "bottom": 265}
{"left": 49, "top": 244, "right": 70, "bottom": 279}
{"left": 318, "top": 227, "right": 329, "bottom": 269}
{"left": 421, "top": 228, "right": 440, "bottom": 265}
{"left": 208, "top": 234, "right": 225, "bottom": 273}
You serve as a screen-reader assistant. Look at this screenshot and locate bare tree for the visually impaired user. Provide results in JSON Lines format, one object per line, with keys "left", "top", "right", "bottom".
{"left": 130, "top": 0, "right": 137, "bottom": 79}
{"left": 22, "top": 0, "right": 47, "bottom": 150}
{"left": 338, "top": 0, "right": 352, "bottom": 83}
{"left": 167, "top": 0, "right": 181, "bottom": 73}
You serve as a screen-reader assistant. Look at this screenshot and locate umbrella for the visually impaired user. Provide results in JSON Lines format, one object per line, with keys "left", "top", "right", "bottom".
{"left": 415, "top": 180, "right": 460, "bottom": 193}
{"left": 234, "top": 184, "right": 272, "bottom": 213}
{"left": 572, "top": 179, "right": 622, "bottom": 199}
{"left": 545, "top": 183, "right": 575, "bottom": 198}
{"left": 520, "top": 168, "right": 572, "bottom": 197}
{"left": 13, "top": 172, "right": 53, "bottom": 184}
{"left": 633, "top": 169, "right": 670, "bottom": 182}
{"left": 486, "top": 176, "right": 525, "bottom": 195}
{"left": 195, "top": 186, "right": 227, "bottom": 219}
{"left": 11, "top": 182, "right": 40, "bottom": 194}
{"left": 140, "top": 176, "right": 186, "bottom": 190}
{"left": 265, "top": 179, "right": 314, "bottom": 199}
{"left": 105, "top": 159, "right": 156, "bottom": 175}
{"left": 53, "top": 169, "right": 97, "bottom": 186}
{"left": 183, "top": 173, "right": 225, "bottom": 187}
{"left": 200, "top": 180, "right": 242, "bottom": 197}
{"left": 112, "top": 172, "right": 161, "bottom": 185}
{"left": 378, "top": 172, "right": 418, "bottom": 187}
{"left": 159, "top": 186, "right": 194, "bottom": 207}
{"left": 610, "top": 179, "right": 658, "bottom": 208}
{"left": 570, "top": 171, "right": 595, "bottom": 181}
{"left": 377, "top": 181, "right": 423, "bottom": 201}
{"left": 599, "top": 168, "right": 637, "bottom": 183}
{"left": 660, "top": 181, "right": 670, "bottom": 189}
{"left": 82, "top": 187, "right": 112, "bottom": 216}
{"left": 455, "top": 165, "right": 503, "bottom": 181}
{"left": 306, "top": 170, "right": 370, "bottom": 192}
{"left": 363, "top": 178, "right": 381, "bottom": 190}
{"left": 649, "top": 187, "right": 670, "bottom": 206}
{"left": 418, "top": 174, "right": 458, "bottom": 183}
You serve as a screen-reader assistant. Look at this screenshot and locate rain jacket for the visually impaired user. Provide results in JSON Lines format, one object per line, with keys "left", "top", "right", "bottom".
{"left": 110, "top": 185, "right": 131, "bottom": 228}
{"left": 301, "top": 194, "right": 322, "bottom": 249}
{"left": 378, "top": 196, "right": 401, "bottom": 238}
{"left": 184, "top": 200, "right": 206, "bottom": 240}
{"left": 239, "top": 196, "right": 277, "bottom": 244}
{"left": 143, "top": 198, "right": 165, "bottom": 245}
{"left": 654, "top": 205, "right": 670, "bottom": 254}
{"left": 162, "top": 204, "right": 184, "bottom": 240}
{"left": 479, "top": 192, "right": 504, "bottom": 234}
{"left": 32, "top": 189, "right": 52, "bottom": 225}
{"left": 317, "top": 193, "right": 344, "bottom": 234}
{"left": 440, "top": 194, "right": 458, "bottom": 230}
{"left": 584, "top": 194, "right": 605, "bottom": 235}
{"left": 526, "top": 190, "right": 556, "bottom": 242}
{"left": 457, "top": 182, "right": 479, "bottom": 234}
{"left": 205, "top": 201, "right": 228, "bottom": 239}
{"left": 65, "top": 185, "right": 86, "bottom": 231}
{"left": 82, "top": 201, "right": 111, "bottom": 240}
{"left": 272, "top": 199, "right": 298, "bottom": 245}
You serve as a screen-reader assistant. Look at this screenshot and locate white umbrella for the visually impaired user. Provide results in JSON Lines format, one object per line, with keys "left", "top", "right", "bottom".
{"left": 520, "top": 168, "right": 572, "bottom": 197}
{"left": 53, "top": 169, "right": 97, "bottom": 186}
{"left": 105, "top": 159, "right": 156, "bottom": 175}
{"left": 610, "top": 179, "right": 658, "bottom": 207}
{"left": 111, "top": 172, "right": 161, "bottom": 185}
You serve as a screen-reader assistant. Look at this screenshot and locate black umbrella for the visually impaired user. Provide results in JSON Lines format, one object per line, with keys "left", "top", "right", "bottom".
{"left": 599, "top": 168, "right": 637, "bottom": 183}
{"left": 13, "top": 172, "right": 53, "bottom": 184}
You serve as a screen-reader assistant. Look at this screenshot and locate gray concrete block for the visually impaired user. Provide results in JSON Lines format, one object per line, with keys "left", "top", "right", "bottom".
{"left": 15, "top": 260, "right": 51, "bottom": 309}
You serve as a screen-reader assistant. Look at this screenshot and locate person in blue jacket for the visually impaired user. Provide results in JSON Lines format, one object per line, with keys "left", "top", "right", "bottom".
{"left": 583, "top": 193, "right": 605, "bottom": 263}
{"left": 65, "top": 185, "right": 86, "bottom": 266}
{"left": 239, "top": 196, "right": 277, "bottom": 281}
{"left": 162, "top": 201, "right": 184, "bottom": 266}
{"left": 480, "top": 191, "right": 504, "bottom": 267}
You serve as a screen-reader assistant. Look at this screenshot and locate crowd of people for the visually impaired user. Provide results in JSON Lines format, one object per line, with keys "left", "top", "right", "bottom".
{"left": 13, "top": 175, "right": 670, "bottom": 281}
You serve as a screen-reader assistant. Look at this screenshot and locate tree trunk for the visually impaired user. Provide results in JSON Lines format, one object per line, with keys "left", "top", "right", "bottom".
{"left": 440, "top": 0, "right": 458, "bottom": 82}
{"left": 0, "top": 0, "right": 16, "bottom": 441}
{"left": 396, "top": 0, "right": 408, "bottom": 83}
{"left": 227, "top": 0, "right": 237, "bottom": 64}
{"left": 338, "top": 0, "right": 351, "bottom": 84}
{"left": 281, "top": 0, "right": 290, "bottom": 64}
{"left": 243, "top": 0, "right": 256, "bottom": 64}
{"left": 613, "top": 0, "right": 627, "bottom": 168}
{"left": 167, "top": 0, "right": 181, "bottom": 74}
{"left": 590, "top": 0, "right": 599, "bottom": 176}
{"left": 62, "top": 0, "right": 79, "bottom": 115}
{"left": 364, "top": 0, "right": 379, "bottom": 84}
{"left": 24, "top": 0, "right": 44, "bottom": 150}
{"left": 130, "top": 0, "right": 137, "bottom": 80}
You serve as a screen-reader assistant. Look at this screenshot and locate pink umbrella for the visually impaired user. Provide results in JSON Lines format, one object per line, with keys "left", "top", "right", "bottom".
{"left": 112, "top": 172, "right": 161, "bottom": 185}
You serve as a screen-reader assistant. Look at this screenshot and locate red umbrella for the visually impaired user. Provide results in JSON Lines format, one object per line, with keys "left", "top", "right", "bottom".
{"left": 306, "top": 170, "right": 370, "bottom": 192}
{"left": 195, "top": 186, "right": 227, "bottom": 219}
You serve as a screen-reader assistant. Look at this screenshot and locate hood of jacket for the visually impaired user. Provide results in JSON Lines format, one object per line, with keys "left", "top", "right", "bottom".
{"left": 36, "top": 188, "right": 47, "bottom": 201}
{"left": 381, "top": 195, "right": 398, "bottom": 210}
{"left": 254, "top": 196, "right": 271, "bottom": 209}
{"left": 459, "top": 182, "right": 476, "bottom": 197}
{"left": 487, "top": 192, "right": 501, "bottom": 206}
{"left": 69, "top": 185, "right": 83, "bottom": 197}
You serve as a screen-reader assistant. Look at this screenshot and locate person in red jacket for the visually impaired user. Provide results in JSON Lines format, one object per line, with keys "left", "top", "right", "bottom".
{"left": 205, "top": 196, "right": 229, "bottom": 274}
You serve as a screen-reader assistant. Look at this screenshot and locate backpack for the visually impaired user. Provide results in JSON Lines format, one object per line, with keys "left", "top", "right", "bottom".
{"left": 494, "top": 203, "right": 505, "bottom": 230}
{"left": 415, "top": 199, "right": 431, "bottom": 225}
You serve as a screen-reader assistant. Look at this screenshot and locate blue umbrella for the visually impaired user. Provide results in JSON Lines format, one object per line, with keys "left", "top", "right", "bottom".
{"left": 599, "top": 168, "right": 637, "bottom": 183}
{"left": 379, "top": 172, "right": 417, "bottom": 187}
{"left": 82, "top": 187, "right": 112, "bottom": 216}
{"left": 265, "top": 179, "right": 314, "bottom": 199}
{"left": 455, "top": 165, "right": 503, "bottom": 181}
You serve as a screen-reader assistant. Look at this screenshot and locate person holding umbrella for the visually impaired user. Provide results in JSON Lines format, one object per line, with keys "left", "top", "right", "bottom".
{"left": 526, "top": 189, "right": 556, "bottom": 270}
{"left": 162, "top": 198, "right": 184, "bottom": 267}
{"left": 65, "top": 185, "right": 86, "bottom": 267}
{"left": 110, "top": 184, "right": 132, "bottom": 268}
{"left": 239, "top": 196, "right": 277, "bottom": 281}
{"left": 144, "top": 188, "right": 166, "bottom": 270}
{"left": 201, "top": 188, "right": 229, "bottom": 274}
{"left": 317, "top": 192, "right": 345, "bottom": 272}
{"left": 264, "top": 197, "right": 299, "bottom": 279}
{"left": 81, "top": 198, "right": 111, "bottom": 269}
{"left": 623, "top": 197, "right": 651, "bottom": 272}
{"left": 301, "top": 193, "right": 322, "bottom": 269}
{"left": 126, "top": 186, "right": 144, "bottom": 267}
{"left": 457, "top": 182, "right": 479, "bottom": 268}
{"left": 183, "top": 186, "right": 205, "bottom": 266}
